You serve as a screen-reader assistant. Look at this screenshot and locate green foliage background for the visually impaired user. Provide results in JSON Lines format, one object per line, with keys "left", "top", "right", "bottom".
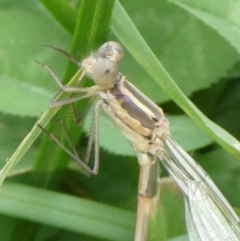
{"left": 0, "top": 0, "right": 240, "bottom": 240}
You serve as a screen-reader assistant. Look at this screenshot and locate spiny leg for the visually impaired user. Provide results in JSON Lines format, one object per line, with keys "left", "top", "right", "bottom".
{"left": 50, "top": 92, "right": 95, "bottom": 108}
{"left": 71, "top": 96, "right": 97, "bottom": 125}
{"left": 36, "top": 60, "right": 98, "bottom": 108}
{"left": 82, "top": 100, "right": 104, "bottom": 174}
{"left": 38, "top": 121, "right": 94, "bottom": 174}
{"left": 38, "top": 100, "right": 103, "bottom": 175}
{"left": 36, "top": 60, "right": 88, "bottom": 93}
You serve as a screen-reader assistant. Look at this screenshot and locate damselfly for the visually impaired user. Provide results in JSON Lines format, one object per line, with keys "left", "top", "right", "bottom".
{"left": 39, "top": 42, "right": 240, "bottom": 241}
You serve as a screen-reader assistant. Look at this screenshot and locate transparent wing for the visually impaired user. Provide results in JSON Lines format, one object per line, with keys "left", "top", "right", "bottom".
{"left": 157, "top": 136, "right": 240, "bottom": 241}
{"left": 185, "top": 180, "right": 239, "bottom": 241}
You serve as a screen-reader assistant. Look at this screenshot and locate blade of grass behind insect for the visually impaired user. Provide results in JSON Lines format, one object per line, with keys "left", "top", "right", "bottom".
{"left": 111, "top": 0, "right": 240, "bottom": 159}
{"left": 39, "top": 0, "right": 77, "bottom": 34}
{"left": 33, "top": 0, "right": 115, "bottom": 185}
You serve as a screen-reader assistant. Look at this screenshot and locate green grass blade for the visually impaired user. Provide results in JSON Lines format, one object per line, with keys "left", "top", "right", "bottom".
{"left": 0, "top": 70, "right": 82, "bottom": 185}
{"left": 0, "top": 182, "right": 135, "bottom": 241}
{"left": 33, "top": 0, "right": 115, "bottom": 184}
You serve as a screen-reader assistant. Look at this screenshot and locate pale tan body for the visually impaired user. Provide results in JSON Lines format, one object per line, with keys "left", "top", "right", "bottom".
{"left": 41, "top": 42, "right": 240, "bottom": 241}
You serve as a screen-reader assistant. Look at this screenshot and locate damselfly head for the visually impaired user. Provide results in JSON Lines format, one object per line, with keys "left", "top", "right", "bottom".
{"left": 82, "top": 42, "right": 123, "bottom": 87}
{"left": 98, "top": 41, "right": 124, "bottom": 63}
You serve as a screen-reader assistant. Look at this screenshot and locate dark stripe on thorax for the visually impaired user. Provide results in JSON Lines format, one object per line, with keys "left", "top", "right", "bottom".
{"left": 110, "top": 81, "right": 158, "bottom": 130}
{"left": 123, "top": 81, "right": 163, "bottom": 121}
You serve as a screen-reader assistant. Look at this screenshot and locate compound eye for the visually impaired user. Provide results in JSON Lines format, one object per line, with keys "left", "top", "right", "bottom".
{"left": 98, "top": 41, "right": 124, "bottom": 63}
{"left": 92, "top": 58, "right": 119, "bottom": 86}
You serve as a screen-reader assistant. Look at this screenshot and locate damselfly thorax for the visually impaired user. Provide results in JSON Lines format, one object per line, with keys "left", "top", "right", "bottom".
{"left": 82, "top": 42, "right": 170, "bottom": 159}
{"left": 100, "top": 75, "right": 168, "bottom": 154}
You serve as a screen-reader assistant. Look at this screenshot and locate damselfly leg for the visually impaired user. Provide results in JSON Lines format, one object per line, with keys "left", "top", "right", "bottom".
{"left": 37, "top": 63, "right": 102, "bottom": 175}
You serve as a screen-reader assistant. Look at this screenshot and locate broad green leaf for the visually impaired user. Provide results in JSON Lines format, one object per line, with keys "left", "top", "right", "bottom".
{"left": 149, "top": 178, "right": 186, "bottom": 241}
{"left": 197, "top": 148, "right": 240, "bottom": 207}
{"left": 168, "top": 115, "right": 212, "bottom": 151}
{"left": 171, "top": 0, "right": 240, "bottom": 53}
{"left": 0, "top": 8, "right": 71, "bottom": 116}
{"left": 115, "top": 0, "right": 239, "bottom": 102}
{"left": 0, "top": 75, "right": 51, "bottom": 116}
